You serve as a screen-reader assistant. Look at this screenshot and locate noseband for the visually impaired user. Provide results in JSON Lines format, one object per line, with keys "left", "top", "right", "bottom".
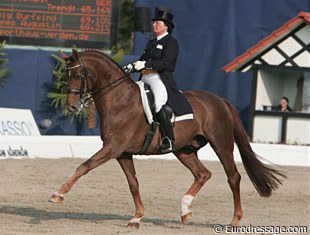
{"left": 65, "top": 58, "right": 129, "bottom": 108}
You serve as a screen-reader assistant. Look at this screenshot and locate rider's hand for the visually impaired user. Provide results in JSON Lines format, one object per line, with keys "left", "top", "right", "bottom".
{"left": 133, "top": 61, "right": 146, "bottom": 71}
{"left": 123, "top": 63, "right": 134, "bottom": 74}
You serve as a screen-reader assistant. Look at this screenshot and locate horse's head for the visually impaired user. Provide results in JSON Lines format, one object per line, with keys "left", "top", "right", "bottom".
{"left": 61, "top": 49, "right": 131, "bottom": 115}
{"left": 62, "top": 49, "right": 92, "bottom": 115}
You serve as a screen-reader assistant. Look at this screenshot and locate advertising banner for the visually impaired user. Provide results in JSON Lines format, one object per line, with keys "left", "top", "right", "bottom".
{"left": 0, "top": 107, "right": 40, "bottom": 136}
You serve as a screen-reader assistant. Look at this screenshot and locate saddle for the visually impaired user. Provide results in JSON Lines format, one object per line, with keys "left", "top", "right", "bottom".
{"left": 136, "top": 81, "right": 191, "bottom": 125}
{"left": 136, "top": 81, "right": 193, "bottom": 154}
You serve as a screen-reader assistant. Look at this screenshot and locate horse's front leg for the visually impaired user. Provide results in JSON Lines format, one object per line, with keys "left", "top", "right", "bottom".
{"left": 49, "top": 141, "right": 121, "bottom": 203}
{"left": 117, "top": 153, "right": 144, "bottom": 229}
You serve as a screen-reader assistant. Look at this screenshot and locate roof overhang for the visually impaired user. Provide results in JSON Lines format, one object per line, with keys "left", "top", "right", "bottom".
{"left": 223, "top": 12, "right": 310, "bottom": 73}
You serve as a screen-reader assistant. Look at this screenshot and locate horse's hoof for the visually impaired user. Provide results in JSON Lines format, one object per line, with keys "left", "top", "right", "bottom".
{"left": 127, "top": 222, "right": 140, "bottom": 229}
{"left": 48, "top": 193, "right": 64, "bottom": 203}
{"left": 230, "top": 220, "right": 240, "bottom": 227}
{"left": 230, "top": 214, "right": 241, "bottom": 226}
{"left": 181, "top": 212, "right": 192, "bottom": 224}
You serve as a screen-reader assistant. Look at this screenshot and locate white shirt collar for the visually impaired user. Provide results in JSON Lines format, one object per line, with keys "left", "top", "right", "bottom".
{"left": 157, "top": 32, "right": 169, "bottom": 41}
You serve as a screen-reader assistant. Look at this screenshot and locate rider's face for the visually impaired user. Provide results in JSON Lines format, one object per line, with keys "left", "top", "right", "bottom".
{"left": 153, "top": 20, "right": 168, "bottom": 36}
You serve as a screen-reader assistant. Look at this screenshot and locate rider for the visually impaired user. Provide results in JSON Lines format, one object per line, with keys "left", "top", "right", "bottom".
{"left": 125, "top": 7, "right": 192, "bottom": 153}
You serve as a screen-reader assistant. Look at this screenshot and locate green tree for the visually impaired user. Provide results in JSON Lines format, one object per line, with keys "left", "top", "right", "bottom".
{"left": 0, "top": 41, "right": 10, "bottom": 87}
{"left": 112, "top": 0, "right": 134, "bottom": 55}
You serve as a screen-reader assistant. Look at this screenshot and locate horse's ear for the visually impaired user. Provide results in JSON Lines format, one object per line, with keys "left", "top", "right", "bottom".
{"left": 59, "top": 51, "right": 69, "bottom": 60}
{"left": 72, "top": 49, "right": 79, "bottom": 62}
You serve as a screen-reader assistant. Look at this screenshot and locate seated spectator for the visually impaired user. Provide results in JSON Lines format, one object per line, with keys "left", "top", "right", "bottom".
{"left": 275, "top": 96, "right": 293, "bottom": 112}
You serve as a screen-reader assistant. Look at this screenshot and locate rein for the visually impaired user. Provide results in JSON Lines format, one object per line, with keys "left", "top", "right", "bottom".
{"left": 66, "top": 58, "right": 130, "bottom": 107}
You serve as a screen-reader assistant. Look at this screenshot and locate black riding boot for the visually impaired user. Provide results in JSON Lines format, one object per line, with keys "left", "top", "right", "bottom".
{"left": 156, "top": 106, "right": 175, "bottom": 152}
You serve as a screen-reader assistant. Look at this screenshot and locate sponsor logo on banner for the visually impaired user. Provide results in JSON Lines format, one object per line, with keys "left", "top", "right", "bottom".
{"left": 0, "top": 108, "right": 40, "bottom": 136}
{"left": 0, "top": 146, "right": 29, "bottom": 158}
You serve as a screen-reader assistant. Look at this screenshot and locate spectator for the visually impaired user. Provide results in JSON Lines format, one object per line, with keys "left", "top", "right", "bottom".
{"left": 275, "top": 96, "right": 293, "bottom": 112}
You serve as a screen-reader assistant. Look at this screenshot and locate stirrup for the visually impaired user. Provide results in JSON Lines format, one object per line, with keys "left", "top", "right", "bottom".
{"left": 161, "top": 137, "right": 175, "bottom": 152}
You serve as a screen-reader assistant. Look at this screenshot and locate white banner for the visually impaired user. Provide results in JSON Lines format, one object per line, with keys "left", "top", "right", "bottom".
{"left": 0, "top": 135, "right": 309, "bottom": 167}
{"left": 0, "top": 107, "right": 40, "bottom": 136}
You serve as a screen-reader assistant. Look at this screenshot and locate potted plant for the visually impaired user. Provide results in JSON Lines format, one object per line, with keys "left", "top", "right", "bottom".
{"left": 0, "top": 41, "right": 10, "bottom": 87}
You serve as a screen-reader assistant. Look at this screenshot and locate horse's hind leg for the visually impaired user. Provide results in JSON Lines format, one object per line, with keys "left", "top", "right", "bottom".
{"left": 212, "top": 144, "right": 242, "bottom": 226}
{"left": 117, "top": 153, "right": 144, "bottom": 229}
{"left": 175, "top": 148, "right": 212, "bottom": 224}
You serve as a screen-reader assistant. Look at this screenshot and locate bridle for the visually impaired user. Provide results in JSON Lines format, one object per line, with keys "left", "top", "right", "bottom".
{"left": 65, "top": 58, "right": 130, "bottom": 108}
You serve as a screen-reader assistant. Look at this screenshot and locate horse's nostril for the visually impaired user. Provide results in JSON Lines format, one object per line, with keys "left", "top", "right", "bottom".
{"left": 67, "top": 102, "right": 82, "bottom": 114}
{"left": 67, "top": 100, "right": 82, "bottom": 114}
{"left": 67, "top": 105, "right": 77, "bottom": 113}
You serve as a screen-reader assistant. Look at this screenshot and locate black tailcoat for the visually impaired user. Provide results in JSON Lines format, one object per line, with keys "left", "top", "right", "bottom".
{"left": 140, "top": 34, "right": 193, "bottom": 115}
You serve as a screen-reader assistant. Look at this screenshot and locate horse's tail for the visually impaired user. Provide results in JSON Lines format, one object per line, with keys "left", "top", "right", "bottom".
{"left": 227, "top": 101, "right": 286, "bottom": 197}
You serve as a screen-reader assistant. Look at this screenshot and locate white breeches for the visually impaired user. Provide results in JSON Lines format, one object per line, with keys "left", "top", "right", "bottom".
{"left": 141, "top": 73, "right": 168, "bottom": 113}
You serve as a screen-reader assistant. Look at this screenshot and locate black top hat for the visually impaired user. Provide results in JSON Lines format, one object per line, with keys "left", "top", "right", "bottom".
{"left": 152, "top": 7, "right": 175, "bottom": 29}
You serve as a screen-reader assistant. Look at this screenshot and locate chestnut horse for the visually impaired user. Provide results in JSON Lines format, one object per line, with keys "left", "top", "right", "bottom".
{"left": 49, "top": 49, "right": 285, "bottom": 228}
